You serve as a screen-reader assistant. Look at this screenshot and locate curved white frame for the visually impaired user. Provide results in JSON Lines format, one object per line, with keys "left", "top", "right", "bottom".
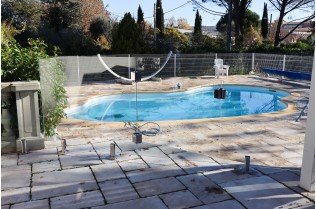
{"left": 97, "top": 51, "right": 173, "bottom": 82}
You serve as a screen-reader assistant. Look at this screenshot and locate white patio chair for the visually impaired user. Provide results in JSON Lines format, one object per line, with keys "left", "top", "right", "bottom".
{"left": 214, "top": 59, "right": 230, "bottom": 78}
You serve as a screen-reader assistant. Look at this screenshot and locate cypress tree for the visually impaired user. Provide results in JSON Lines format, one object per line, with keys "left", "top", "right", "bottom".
{"left": 156, "top": 0, "right": 164, "bottom": 32}
{"left": 112, "top": 13, "right": 144, "bottom": 53}
{"left": 193, "top": 10, "right": 202, "bottom": 36}
{"left": 261, "top": 3, "right": 268, "bottom": 39}
{"left": 137, "top": 5, "right": 144, "bottom": 24}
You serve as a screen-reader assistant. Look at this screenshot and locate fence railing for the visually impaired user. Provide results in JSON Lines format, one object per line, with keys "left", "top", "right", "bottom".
{"left": 57, "top": 53, "right": 313, "bottom": 86}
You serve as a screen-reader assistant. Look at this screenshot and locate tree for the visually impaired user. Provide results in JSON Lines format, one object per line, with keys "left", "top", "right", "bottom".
{"left": 202, "top": 0, "right": 252, "bottom": 46}
{"left": 166, "top": 17, "right": 176, "bottom": 28}
{"left": 137, "top": 5, "right": 144, "bottom": 24}
{"left": 156, "top": 0, "right": 164, "bottom": 32}
{"left": 81, "top": 0, "right": 108, "bottom": 32}
{"left": 177, "top": 18, "right": 191, "bottom": 29}
{"left": 44, "top": 0, "right": 82, "bottom": 34}
{"left": 261, "top": 3, "right": 269, "bottom": 39}
{"left": 216, "top": 9, "right": 259, "bottom": 33}
{"left": 193, "top": 10, "right": 202, "bottom": 36}
{"left": 269, "top": 0, "right": 315, "bottom": 46}
{"left": 1, "top": 0, "right": 43, "bottom": 45}
{"left": 89, "top": 17, "right": 107, "bottom": 39}
{"left": 111, "top": 13, "right": 145, "bottom": 53}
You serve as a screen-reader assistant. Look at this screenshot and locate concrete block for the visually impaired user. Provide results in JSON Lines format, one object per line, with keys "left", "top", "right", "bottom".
{"left": 191, "top": 200, "right": 245, "bottom": 209}
{"left": 16, "top": 137, "right": 45, "bottom": 153}
{"left": 2, "top": 165, "right": 31, "bottom": 190}
{"left": 1, "top": 187, "right": 30, "bottom": 205}
{"left": 160, "top": 190, "right": 203, "bottom": 209}
{"left": 18, "top": 148, "right": 58, "bottom": 165}
{"left": 51, "top": 190, "right": 104, "bottom": 209}
{"left": 11, "top": 199, "right": 49, "bottom": 209}
{"left": 91, "top": 162, "right": 125, "bottom": 182}
{"left": 1, "top": 153, "right": 18, "bottom": 167}
{"left": 115, "top": 140, "right": 158, "bottom": 152}
{"left": 32, "top": 161, "right": 61, "bottom": 173}
{"left": 91, "top": 196, "right": 167, "bottom": 209}
{"left": 169, "top": 152, "right": 221, "bottom": 174}
{"left": 126, "top": 165, "right": 185, "bottom": 183}
{"left": 177, "top": 174, "right": 231, "bottom": 204}
{"left": 220, "top": 176, "right": 314, "bottom": 209}
{"left": 134, "top": 177, "right": 185, "bottom": 197}
{"left": 204, "top": 168, "right": 260, "bottom": 184}
{"left": 99, "top": 179, "right": 138, "bottom": 203}
{"left": 32, "top": 167, "right": 98, "bottom": 200}
{"left": 118, "top": 159, "right": 148, "bottom": 172}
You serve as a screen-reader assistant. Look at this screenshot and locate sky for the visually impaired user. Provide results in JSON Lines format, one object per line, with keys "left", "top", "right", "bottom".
{"left": 103, "top": 0, "right": 308, "bottom": 26}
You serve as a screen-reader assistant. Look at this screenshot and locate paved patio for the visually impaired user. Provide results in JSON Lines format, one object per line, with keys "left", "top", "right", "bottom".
{"left": 1, "top": 140, "right": 315, "bottom": 209}
{"left": 58, "top": 75, "right": 310, "bottom": 168}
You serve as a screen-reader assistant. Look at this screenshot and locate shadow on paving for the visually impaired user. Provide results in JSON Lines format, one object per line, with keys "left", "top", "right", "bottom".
{"left": 1, "top": 140, "right": 314, "bottom": 209}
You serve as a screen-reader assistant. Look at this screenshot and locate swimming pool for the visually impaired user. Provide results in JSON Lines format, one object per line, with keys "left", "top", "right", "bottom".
{"left": 66, "top": 85, "right": 290, "bottom": 122}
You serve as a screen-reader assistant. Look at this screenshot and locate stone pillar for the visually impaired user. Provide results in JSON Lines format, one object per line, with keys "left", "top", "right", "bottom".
{"left": 1, "top": 81, "right": 45, "bottom": 153}
{"left": 299, "top": 58, "right": 315, "bottom": 192}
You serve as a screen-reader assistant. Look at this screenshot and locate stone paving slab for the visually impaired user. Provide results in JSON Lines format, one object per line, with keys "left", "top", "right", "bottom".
{"left": 91, "top": 162, "right": 125, "bottom": 182}
{"left": 135, "top": 147, "right": 177, "bottom": 167}
{"left": 220, "top": 175, "right": 313, "bottom": 209}
{"left": 177, "top": 173, "right": 231, "bottom": 204}
{"left": 59, "top": 151, "right": 102, "bottom": 169}
{"left": 169, "top": 152, "right": 222, "bottom": 174}
{"left": 32, "top": 167, "right": 98, "bottom": 200}
{"left": 50, "top": 190, "right": 104, "bottom": 209}
{"left": 134, "top": 177, "right": 185, "bottom": 197}
{"left": 32, "top": 161, "right": 61, "bottom": 173}
{"left": 2, "top": 165, "right": 31, "bottom": 190}
{"left": 18, "top": 148, "right": 58, "bottom": 165}
{"left": 118, "top": 159, "right": 148, "bottom": 172}
{"left": 158, "top": 145, "right": 185, "bottom": 155}
{"left": 1, "top": 153, "right": 18, "bottom": 167}
{"left": 1, "top": 205, "right": 10, "bottom": 209}
{"left": 126, "top": 165, "right": 185, "bottom": 183}
{"left": 191, "top": 200, "right": 246, "bottom": 209}
{"left": 99, "top": 178, "right": 139, "bottom": 203}
{"left": 114, "top": 151, "right": 140, "bottom": 162}
{"left": 1, "top": 187, "right": 30, "bottom": 205}
{"left": 115, "top": 140, "right": 159, "bottom": 152}
{"left": 92, "top": 196, "right": 168, "bottom": 209}
{"left": 269, "top": 170, "right": 315, "bottom": 201}
{"left": 159, "top": 190, "right": 203, "bottom": 209}
{"left": 10, "top": 199, "right": 49, "bottom": 209}
{"left": 92, "top": 141, "right": 118, "bottom": 159}
{"left": 203, "top": 168, "right": 260, "bottom": 184}
{"left": 63, "top": 144, "right": 95, "bottom": 153}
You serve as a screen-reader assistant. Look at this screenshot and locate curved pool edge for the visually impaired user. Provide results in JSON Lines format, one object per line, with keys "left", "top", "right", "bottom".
{"left": 63, "top": 84, "right": 298, "bottom": 124}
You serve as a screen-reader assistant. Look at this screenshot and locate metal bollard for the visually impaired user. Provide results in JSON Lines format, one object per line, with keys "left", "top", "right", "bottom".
{"left": 245, "top": 155, "right": 250, "bottom": 173}
{"left": 110, "top": 143, "right": 115, "bottom": 159}
{"left": 60, "top": 139, "right": 67, "bottom": 155}
{"left": 21, "top": 139, "right": 27, "bottom": 154}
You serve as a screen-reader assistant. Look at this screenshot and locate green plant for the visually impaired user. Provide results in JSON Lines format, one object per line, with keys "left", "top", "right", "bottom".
{"left": 41, "top": 60, "right": 68, "bottom": 137}
{"left": 1, "top": 22, "right": 68, "bottom": 137}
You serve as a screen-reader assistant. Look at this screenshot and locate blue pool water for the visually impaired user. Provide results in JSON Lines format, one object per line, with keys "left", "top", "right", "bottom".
{"left": 66, "top": 85, "right": 289, "bottom": 122}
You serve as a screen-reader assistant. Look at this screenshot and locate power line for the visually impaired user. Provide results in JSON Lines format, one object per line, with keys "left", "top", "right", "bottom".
{"left": 190, "top": 0, "right": 225, "bottom": 16}
{"left": 144, "top": 1, "right": 191, "bottom": 19}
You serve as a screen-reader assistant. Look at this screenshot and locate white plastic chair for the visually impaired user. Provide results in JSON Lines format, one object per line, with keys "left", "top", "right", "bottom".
{"left": 214, "top": 59, "right": 230, "bottom": 78}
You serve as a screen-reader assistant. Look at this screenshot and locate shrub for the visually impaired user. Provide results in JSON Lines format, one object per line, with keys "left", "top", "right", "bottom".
{"left": 1, "top": 22, "right": 67, "bottom": 136}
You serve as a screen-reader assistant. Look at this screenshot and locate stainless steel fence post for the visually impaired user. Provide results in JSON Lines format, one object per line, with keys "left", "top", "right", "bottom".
{"left": 252, "top": 53, "right": 255, "bottom": 71}
{"left": 77, "top": 55, "right": 80, "bottom": 86}
{"left": 21, "top": 139, "right": 27, "bottom": 154}
{"left": 61, "top": 139, "right": 66, "bottom": 155}
{"left": 128, "top": 54, "right": 131, "bottom": 79}
{"left": 282, "top": 55, "right": 286, "bottom": 80}
{"left": 110, "top": 143, "right": 115, "bottom": 159}
{"left": 174, "top": 53, "right": 177, "bottom": 77}
{"left": 245, "top": 155, "right": 250, "bottom": 173}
